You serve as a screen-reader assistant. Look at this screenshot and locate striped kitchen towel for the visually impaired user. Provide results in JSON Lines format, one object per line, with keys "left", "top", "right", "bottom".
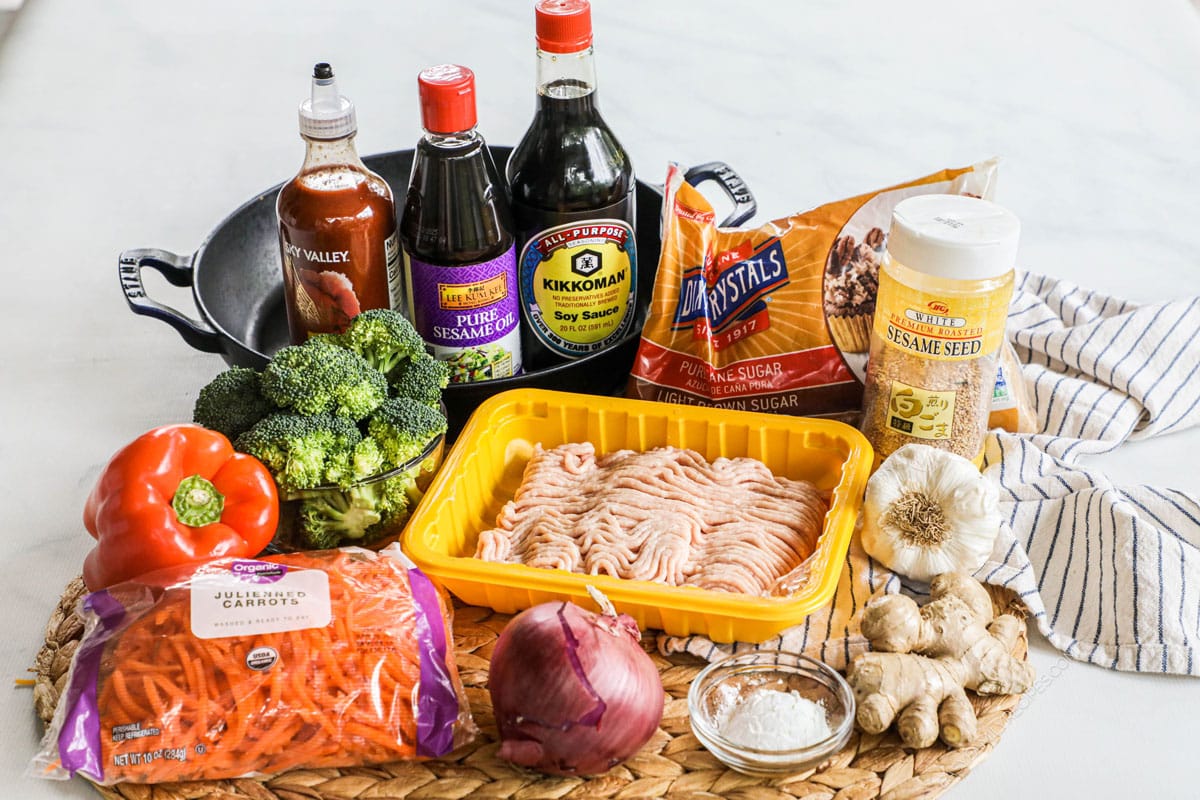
{"left": 980, "top": 272, "right": 1200, "bottom": 675}
{"left": 663, "top": 271, "right": 1200, "bottom": 676}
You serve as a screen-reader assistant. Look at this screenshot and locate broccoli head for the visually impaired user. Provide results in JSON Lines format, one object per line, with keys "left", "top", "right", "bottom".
{"left": 350, "top": 436, "right": 388, "bottom": 482}
{"left": 192, "top": 367, "right": 274, "bottom": 441}
{"left": 369, "top": 473, "right": 420, "bottom": 540}
{"left": 297, "top": 486, "right": 384, "bottom": 549}
{"left": 343, "top": 309, "right": 427, "bottom": 377}
{"left": 296, "top": 473, "right": 414, "bottom": 550}
{"left": 306, "top": 331, "right": 348, "bottom": 349}
{"left": 361, "top": 472, "right": 421, "bottom": 545}
{"left": 390, "top": 354, "right": 451, "bottom": 408}
{"left": 261, "top": 340, "right": 388, "bottom": 420}
{"left": 234, "top": 413, "right": 361, "bottom": 493}
{"left": 367, "top": 396, "right": 448, "bottom": 467}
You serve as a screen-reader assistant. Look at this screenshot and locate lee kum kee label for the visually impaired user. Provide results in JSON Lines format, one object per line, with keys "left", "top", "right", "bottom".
{"left": 406, "top": 246, "right": 522, "bottom": 380}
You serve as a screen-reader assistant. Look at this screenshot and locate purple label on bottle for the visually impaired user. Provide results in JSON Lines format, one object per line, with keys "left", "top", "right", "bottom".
{"left": 406, "top": 246, "right": 523, "bottom": 382}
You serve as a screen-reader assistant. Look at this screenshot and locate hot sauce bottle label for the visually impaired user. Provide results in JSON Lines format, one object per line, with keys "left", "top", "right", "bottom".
{"left": 280, "top": 240, "right": 365, "bottom": 336}
{"left": 991, "top": 360, "right": 1017, "bottom": 411}
{"left": 383, "top": 232, "right": 404, "bottom": 313}
{"left": 518, "top": 219, "right": 637, "bottom": 358}
{"left": 406, "top": 246, "right": 523, "bottom": 382}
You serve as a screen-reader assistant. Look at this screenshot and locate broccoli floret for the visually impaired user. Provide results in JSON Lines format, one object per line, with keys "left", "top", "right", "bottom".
{"left": 192, "top": 367, "right": 274, "bottom": 441}
{"left": 306, "top": 331, "right": 347, "bottom": 349}
{"left": 367, "top": 474, "right": 419, "bottom": 541}
{"left": 350, "top": 437, "right": 387, "bottom": 482}
{"left": 261, "top": 340, "right": 388, "bottom": 420}
{"left": 234, "top": 413, "right": 361, "bottom": 493}
{"left": 367, "top": 396, "right": 448, "bottom": 466}
{"left": 297, "top": 486, "right": 384, "bottom": 549}
{"left": 390, "top": 354, "right": 451, "bottom": 408}
{"left": 343, "top": 309, "right": 427, "bottom": 377}
{"left": 372, "top": 473, "right": 415, "bottom": 517}
{"left": 296, "top": 473, "right": 413, "bottom": 550}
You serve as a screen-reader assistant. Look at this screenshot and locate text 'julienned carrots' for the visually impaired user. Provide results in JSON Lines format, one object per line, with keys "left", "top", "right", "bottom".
{"left": 36, "top": 547, "right": 473, "bottom": 785}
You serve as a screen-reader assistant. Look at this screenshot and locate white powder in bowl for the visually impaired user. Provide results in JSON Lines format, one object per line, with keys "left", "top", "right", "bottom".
{"left": 718, "top": 688, "right": 831, "bottom": 751}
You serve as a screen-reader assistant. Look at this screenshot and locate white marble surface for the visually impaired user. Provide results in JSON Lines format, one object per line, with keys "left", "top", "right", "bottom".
{"left": 2, "top": 0, "right": 1197, "bottom": 796}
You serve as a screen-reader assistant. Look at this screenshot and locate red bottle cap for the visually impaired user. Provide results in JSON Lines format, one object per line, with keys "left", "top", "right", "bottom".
{"left": 535, "top": 0, "right": 593, "bottom": 54}
{"left": 417, "top": 64, "right": 477, "bottom": 134}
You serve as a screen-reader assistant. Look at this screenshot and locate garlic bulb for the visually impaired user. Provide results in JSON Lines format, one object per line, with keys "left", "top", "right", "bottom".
{"left": 861, "top": 444, "right": 1001, "bottom": 582}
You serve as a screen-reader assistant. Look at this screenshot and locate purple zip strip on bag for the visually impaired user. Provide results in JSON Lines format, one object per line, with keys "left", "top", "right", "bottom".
{"left": 408, "top": 566, "right": 458, "bottom": 758}
{"left": 58, "top": 590, "right": 128, "bottom": 778}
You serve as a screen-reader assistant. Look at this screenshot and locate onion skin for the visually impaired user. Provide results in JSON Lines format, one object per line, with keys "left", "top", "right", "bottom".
{"left": 488, "top": 600, "right": 665, "bottom": 776}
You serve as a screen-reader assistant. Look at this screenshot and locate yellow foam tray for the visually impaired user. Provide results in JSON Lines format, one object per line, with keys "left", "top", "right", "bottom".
{"left": 402, "top": 388, "right": 872, "bottom": 643}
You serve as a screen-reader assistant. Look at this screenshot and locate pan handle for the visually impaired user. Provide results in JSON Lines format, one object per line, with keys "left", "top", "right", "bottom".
{"left": 682, "top": 161, "right": 757, "bottom": 227}
{"left": 118, "top": 248, "right": 224, "bottom": 354}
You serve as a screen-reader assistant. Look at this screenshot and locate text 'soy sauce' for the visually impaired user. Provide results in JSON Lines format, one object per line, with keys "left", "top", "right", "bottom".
{"left": 277, "top": 63, "right": 402, "bottom": 344}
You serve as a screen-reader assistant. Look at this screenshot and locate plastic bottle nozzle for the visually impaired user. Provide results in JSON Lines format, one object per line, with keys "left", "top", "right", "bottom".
{"left": 299, "top": 62, "right": 356, "bottom": 139}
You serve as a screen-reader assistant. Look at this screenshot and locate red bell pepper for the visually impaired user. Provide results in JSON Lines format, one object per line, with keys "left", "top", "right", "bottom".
{"left": 82, "top": 424, "right": 279, "bottom": 590}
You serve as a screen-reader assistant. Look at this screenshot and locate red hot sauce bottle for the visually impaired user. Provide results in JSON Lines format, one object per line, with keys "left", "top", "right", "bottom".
{"left": 277, "top": 63, "right": 402, "bottom": 344}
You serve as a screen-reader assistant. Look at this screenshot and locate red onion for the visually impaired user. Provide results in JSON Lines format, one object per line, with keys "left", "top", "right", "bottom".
{"left": 488, "top": 588, "right": 664, "bottom": 775}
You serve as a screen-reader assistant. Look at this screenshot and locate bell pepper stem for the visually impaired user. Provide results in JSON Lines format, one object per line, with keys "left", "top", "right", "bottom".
{"left": 172, "top": 475, "right": 225, "bottom": 527}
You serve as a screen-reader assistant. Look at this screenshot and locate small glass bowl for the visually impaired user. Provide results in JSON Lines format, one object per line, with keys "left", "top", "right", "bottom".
{"left": 688, "top": 651, "right": 856, "bottom": 776}
{"left": 270, "top": 434, "right": 446, "bottom": 552}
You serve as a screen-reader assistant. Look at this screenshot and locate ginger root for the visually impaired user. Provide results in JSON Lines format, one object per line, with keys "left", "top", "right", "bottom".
{"left": 846, "top": 572, "right": 1034, "bottom": 749}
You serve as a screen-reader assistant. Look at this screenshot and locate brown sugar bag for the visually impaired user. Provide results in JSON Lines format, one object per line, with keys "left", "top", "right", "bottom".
{"left": 628, "top": 161, "right": 998, "bottom": 416}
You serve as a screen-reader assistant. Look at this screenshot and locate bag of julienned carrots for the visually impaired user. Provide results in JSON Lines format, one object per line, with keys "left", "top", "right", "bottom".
{"left": 32, "top": 545, "right": 474, "bottom": 785}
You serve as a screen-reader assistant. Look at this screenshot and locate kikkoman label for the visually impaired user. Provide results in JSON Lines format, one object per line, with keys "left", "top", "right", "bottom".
{"left": 518, "top": 219, "right": 637, "bottom": 357}
{"left": 873, "top": 274, "right": 1011, "bottom": 361}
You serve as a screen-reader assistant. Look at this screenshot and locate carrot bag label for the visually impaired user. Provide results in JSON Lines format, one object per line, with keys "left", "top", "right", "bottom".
{"left": 32, "top": 545, "right": 474, "bottom": 785}
{"left": 189, "top": 559, "right": 331, "bottom": 638}
{"left": 628, "top": 160, "right": 998, "bottom": 416}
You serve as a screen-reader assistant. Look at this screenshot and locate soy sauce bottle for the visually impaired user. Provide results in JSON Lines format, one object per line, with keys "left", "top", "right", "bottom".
{"left": 400, "top": 65, "right": 522, "bottom": 382}
{"left": 277, "top": 63, "right": 401, "bottom": 344}
{"left": 507, "top": 0, "right": 637, "bottom": 368}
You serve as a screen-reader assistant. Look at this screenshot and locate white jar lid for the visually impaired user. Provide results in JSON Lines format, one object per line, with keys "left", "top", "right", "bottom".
{"left": 887, "top": 194, "right": 1020, "bottom": 280}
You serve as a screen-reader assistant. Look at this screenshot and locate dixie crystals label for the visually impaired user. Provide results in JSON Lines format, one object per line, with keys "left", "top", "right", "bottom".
{"left": 518, "top": 219, "right": 637, "bottom": 357}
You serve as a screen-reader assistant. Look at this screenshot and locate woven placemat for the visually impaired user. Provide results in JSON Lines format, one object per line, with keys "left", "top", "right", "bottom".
{"left": 34, "top": 577, "right": 1028, "bottom": 800}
